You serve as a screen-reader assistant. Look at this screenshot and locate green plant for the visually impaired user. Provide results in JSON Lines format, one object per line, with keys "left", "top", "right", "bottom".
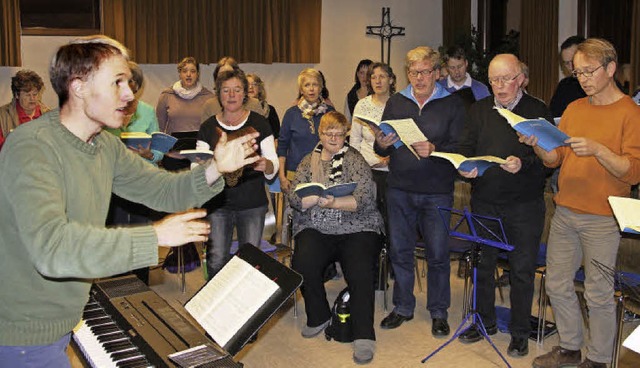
{"left": 440, "top": 27, "right": 520, "bottom": 86}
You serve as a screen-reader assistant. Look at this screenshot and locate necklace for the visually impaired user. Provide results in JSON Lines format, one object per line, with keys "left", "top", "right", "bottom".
{"left": 222, "top": 110, "right": 248, "bottom": 126}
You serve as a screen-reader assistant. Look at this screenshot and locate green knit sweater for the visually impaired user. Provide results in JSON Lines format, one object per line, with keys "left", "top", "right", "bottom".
{"left": 0, "top": 109, "right": 224, "bottom": 345}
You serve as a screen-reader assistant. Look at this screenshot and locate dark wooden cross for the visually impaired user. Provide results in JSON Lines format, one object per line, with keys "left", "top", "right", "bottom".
{"left": 366, "top": 7, "right": 405, "bottom": 65}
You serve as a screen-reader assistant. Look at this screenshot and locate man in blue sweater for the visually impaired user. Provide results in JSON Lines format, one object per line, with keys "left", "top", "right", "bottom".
{"left": 438, "top": 46, "right": 491, "bottom": 102}
{"left": 375, "top": 46, "right": 465, "bottom": 338}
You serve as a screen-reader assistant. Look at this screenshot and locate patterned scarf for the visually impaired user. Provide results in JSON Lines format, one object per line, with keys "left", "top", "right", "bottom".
{"left": 310, "top": 142, "right": 349, "bottom": 185}
{"left": 298, "top": 98, "right": 328, "bottom": 134}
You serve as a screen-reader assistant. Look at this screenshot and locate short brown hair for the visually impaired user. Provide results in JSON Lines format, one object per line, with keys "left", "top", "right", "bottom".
{"left": 11, "top": 70, "right": 44, "bottom": 98}
{"left": 128, "top": 61, "right": 144, "bottom": 93}
{"left": 577, "top": 38, "right": 617, "bottom": 68}
{"left": 178, "top": 56, "right": 200, "bottom": 74}
{"left": 367, "top": 62, "right": 396, "bottom": 95}
{"left": 49, "top": 35, "right": 129, "bottom": 107}
{"left": 213, "top": 56, "right": 239, "bottom": 81}
{"left": 319, "top": 111, "right": 350, "bottom": 134}
{"left": 215, "top": 69, "right": 249, "bottom": 108}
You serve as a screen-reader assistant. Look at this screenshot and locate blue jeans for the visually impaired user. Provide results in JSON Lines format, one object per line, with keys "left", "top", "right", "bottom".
{"left": 206, "top": 205, "right": 268, "bottom": 279}
{"left": 0, "top": 334, "right": 71, "bottom": 368}
{"left": 386, "top": 188, "right": 452, "bottom": 319}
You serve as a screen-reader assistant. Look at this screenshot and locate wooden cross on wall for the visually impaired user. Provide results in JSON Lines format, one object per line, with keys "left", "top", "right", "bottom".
{"left": 366, "top": 7, "right": 405, "bottom": 65}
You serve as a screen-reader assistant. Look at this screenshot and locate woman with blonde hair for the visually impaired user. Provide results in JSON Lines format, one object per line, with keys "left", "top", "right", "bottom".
{"left": 277, "top": 68, "right": 334, "bottom": 192}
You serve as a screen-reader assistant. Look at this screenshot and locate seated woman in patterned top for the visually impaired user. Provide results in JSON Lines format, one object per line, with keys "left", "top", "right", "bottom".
{"left": 288, "top": 111, "right": 383, "bottom": 365}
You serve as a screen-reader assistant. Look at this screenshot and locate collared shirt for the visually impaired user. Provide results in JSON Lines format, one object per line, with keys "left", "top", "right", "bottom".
{"left": 494, "top": 89, "right": 524, "bottom": 111}
{"left": 409, "top": 83, "right": 448, "bottom": 110}
{"left": 446, "top": 73, "right": 473, "bottom": 90}
{"left": 15, "top": 101, "right": 42, "bottom": 125}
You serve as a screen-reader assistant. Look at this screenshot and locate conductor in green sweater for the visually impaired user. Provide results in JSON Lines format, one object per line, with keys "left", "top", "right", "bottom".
{"left": 0, "top": 35, "right": 260, "bottom": 367}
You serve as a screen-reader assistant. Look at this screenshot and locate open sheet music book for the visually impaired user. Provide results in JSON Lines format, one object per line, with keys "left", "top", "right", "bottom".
{"left": 430, "top": 152, "right": 507, "bottom": 176}
{"left": 608, "top": 196, "right": 640, "bottom": 234}
{"left": 120, "top": 132, "right": 178, "bottom": 153}
{"left": 185, "top": 256, "right": 279, "bottom": 348}
{"left": 294, "top": 181, "right": 357, "bottom": 198}
{"left": 496, "top": 108, "right": 569, "bottom": 152}
{"left": 354, "top": 113, "right": 427, "bottom": 159}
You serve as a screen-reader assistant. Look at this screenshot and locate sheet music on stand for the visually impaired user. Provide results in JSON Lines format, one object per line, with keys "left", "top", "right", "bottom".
{"left": 185, "top": 243, "right": 303, "bottom": 356}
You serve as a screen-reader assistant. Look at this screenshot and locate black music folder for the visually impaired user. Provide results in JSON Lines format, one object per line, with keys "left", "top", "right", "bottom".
{"left": 171, "top": 131, "right": 199, "bottom": 151}
{"left": 185, "top": 243, "right": 303, "bottom": 356}
{"left": 162, "top": 131, "right": 198, "bottom": 171}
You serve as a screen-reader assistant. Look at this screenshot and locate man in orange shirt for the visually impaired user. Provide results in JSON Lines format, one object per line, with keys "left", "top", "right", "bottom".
{"left": 523, "top": 38, "right": 640, "bottom": 368}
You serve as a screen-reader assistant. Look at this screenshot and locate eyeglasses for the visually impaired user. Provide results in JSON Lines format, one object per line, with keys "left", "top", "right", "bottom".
{"left": 321, "top": 132, "right": 346, "bottom": 139}
{"left": 408, "top": 68, "right": 436, "bottom": 78}
{"left": 249, "top": 82, "right": 259, "bottom": 87}
{"left": 488, "top": 73, "right": 521, "bottom": 86}
{"left": 572, "top": 65, "right": 604, "bottom": 79}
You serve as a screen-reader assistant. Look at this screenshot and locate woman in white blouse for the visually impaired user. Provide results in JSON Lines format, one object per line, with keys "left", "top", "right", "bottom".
{"left": 351, "top": 62, "right": 396, "bottom": 229}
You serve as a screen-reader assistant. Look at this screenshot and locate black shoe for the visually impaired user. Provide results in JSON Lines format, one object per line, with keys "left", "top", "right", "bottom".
{"left": 507, "top": 336, "right": 528, "bottom": 357}
{"left": 458, "top": 324, "right": 497, "bottom": 344}
{"left": 431, "top": 318, "right": 450, "bottom": 337}
{"left": 380, "top": 312, "right": 413, "bottom": 329}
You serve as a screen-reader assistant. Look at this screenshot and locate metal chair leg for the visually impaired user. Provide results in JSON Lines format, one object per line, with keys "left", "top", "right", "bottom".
{"left": 537, "top": 269, "right": 547, "bottom": 345}
{"left": 176, "top": 245, "right": 187, "bottom": 293}
{"left": 415, "top": 254, "right": 423, "bottom": 292}
{"left": 379, "top": 247, "right": 389, "bottom": 312}
{"left": 611, "top": 293, "right": 625, "bottom": 368}
{"left": 496, "top": 267, "right": 505, "bottom": 303}
{"left": 462, "top": 252, "right": 472, "bottom": 319}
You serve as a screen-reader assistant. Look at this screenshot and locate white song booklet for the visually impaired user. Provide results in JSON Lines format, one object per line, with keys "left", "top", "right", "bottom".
{"left": 185, "top": 256, "right": 279, "bottom": 347}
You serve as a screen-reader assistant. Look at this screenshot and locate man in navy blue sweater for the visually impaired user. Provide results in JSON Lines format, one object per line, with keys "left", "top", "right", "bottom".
{"left": 375, "top": 46, "right": 465, "bottom": 338}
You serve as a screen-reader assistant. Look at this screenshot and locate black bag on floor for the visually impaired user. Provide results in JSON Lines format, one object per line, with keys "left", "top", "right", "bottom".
{"left": 325, "top": 287, "right": 354, "bottom": 343}
{"left": 162, "top": 242, "right": 201, "bottom": 273}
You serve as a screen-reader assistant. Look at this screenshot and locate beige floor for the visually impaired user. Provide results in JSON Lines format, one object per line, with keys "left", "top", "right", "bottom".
{"left": 137, "top": 254, "right": 640, "bottom": 368}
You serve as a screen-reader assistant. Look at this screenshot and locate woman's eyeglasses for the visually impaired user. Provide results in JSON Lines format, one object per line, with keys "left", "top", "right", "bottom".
{"left": 321, "top": 132, "right": 346, "bottom": 138}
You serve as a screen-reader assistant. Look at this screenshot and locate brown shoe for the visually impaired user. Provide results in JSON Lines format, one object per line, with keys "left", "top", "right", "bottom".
{"left": 577, "top": 358, "right": 607, "bottom": 368}
{"left": 532, "top": 346, "right": 582, "bottom": 368}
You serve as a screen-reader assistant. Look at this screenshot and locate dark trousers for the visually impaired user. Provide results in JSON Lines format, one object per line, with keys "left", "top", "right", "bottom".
{"left": 372, "top": 170, "right": 389, "bottom": 236}
{"left": 471, "top": 197, "right": 545, "bottom": 338}
{"left": 292, "top": 228, "right": 381, "bottom": 340}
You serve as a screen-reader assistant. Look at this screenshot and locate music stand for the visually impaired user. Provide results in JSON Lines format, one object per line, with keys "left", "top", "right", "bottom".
{"left": 421, "top": 207, "right": 514, "bottom": 367}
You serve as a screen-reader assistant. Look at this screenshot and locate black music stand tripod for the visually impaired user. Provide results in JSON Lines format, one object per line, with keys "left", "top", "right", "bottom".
{"left": 421, "top": 207, "right": 514, "bottom": 368}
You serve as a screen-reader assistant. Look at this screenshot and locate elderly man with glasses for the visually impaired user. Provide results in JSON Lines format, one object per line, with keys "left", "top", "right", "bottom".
{"left": 455, "top": 53, "right": 553, "bottom": 357}
{"left": 374, "top": 46, "right": 465, "bottom": 338}
{"left": 524, "top": 38, "right": 640, "bottom": 368}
